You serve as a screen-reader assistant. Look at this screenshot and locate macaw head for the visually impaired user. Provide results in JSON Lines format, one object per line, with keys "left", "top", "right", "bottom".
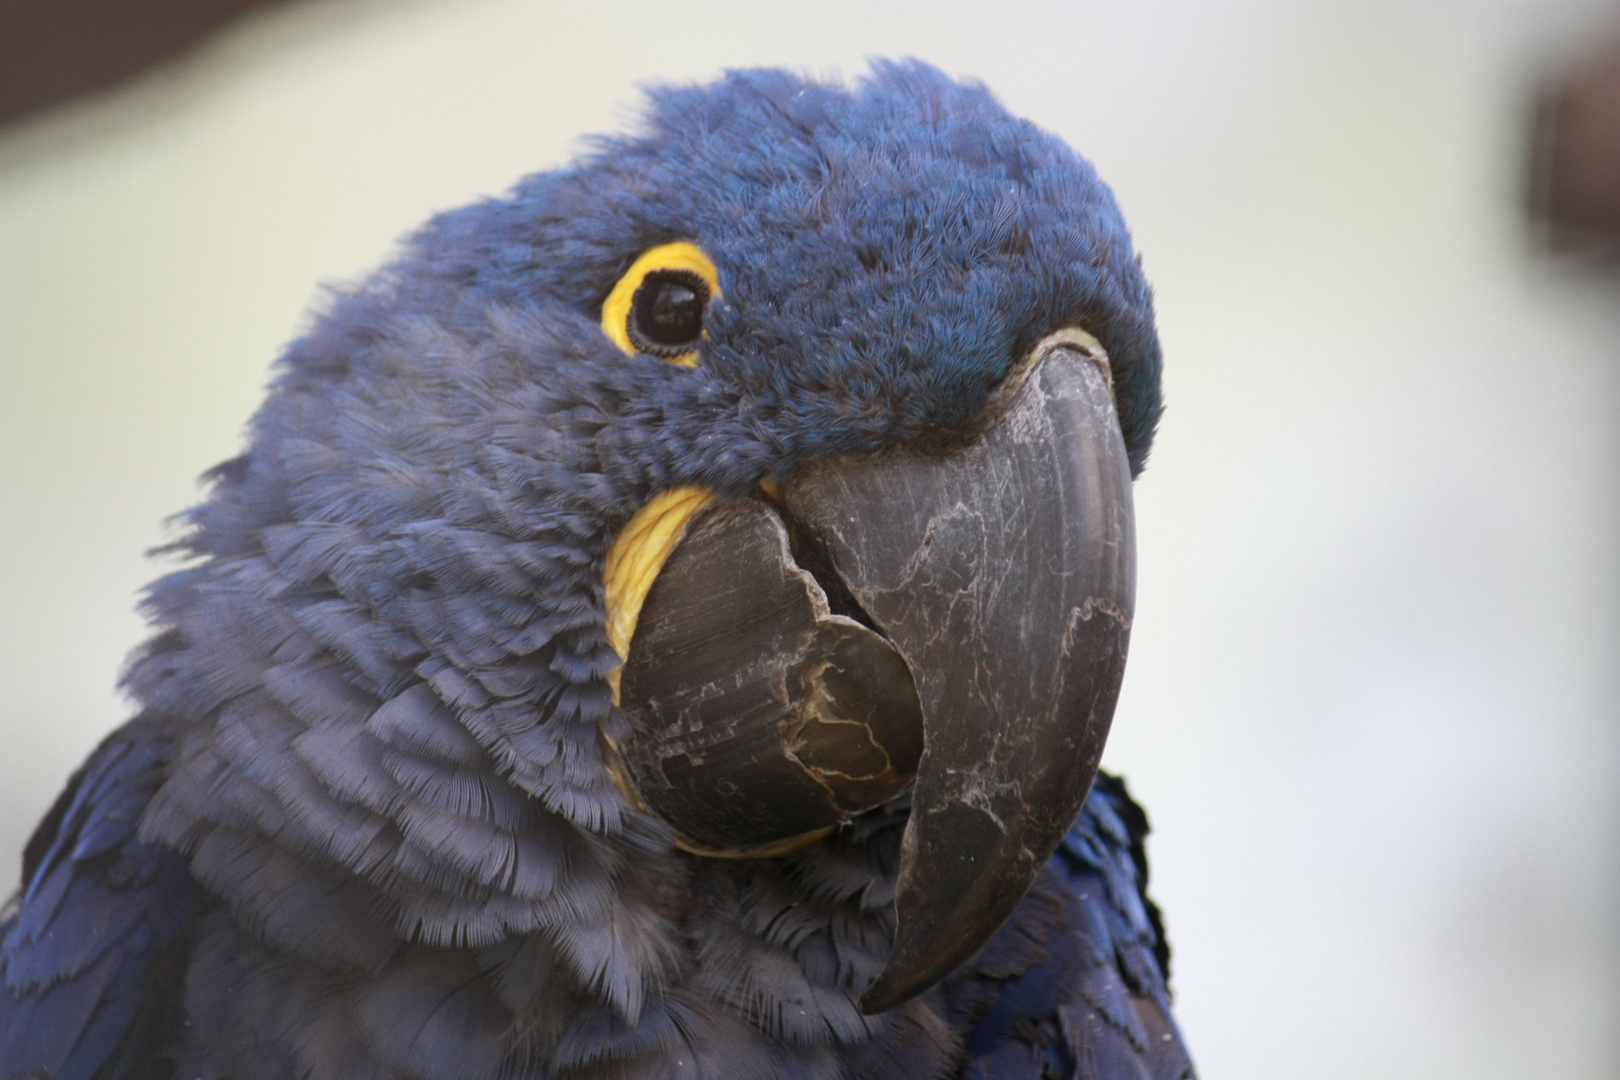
{"left": 133, "top": 60, "right": 1161, "bottom": 1017}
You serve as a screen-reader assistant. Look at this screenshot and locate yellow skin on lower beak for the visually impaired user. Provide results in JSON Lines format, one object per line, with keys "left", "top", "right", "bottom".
{"left": 601, "top": 489, "right": 838, "bottom": 859}
{"left": 601, "top": 486, "right": 714, "bottom": 704}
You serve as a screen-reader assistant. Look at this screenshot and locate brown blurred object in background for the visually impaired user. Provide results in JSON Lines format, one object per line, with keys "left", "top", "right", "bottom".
{"left": 0, "top": 0, "right": 291, "bottom": 128}
{"left": 1531, "top": 30, "right": 1620, "bottom": 252}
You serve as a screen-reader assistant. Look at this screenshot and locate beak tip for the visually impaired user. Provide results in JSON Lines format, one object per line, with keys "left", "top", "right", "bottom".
{"left": 856, "top": 968, "right": 919, "bottom": 1015}
{"left": 856, "top": 991, "right": 892, "bottom": 1016}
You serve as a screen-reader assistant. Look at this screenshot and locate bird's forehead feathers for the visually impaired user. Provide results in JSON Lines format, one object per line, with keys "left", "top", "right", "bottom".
{"left": 420, "top": 60, "right": 1161, "bottom": 469}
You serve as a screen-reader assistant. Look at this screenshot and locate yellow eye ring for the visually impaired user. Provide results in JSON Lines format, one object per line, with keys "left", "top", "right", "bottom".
{"left": 600, "top": 242, "right": 722, "bottom": 368}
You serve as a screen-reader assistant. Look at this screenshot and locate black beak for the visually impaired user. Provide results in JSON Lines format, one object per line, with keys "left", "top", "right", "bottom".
{"left": 780, "top": 329, "right": 1136, "bottom": 1012}
{"left": 613, "top": 328, "right": 1135, "bottom": 1012}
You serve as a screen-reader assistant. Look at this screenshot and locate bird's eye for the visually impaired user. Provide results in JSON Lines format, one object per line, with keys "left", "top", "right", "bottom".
{"left": 629, "top": 270, "right": 708, "bottom": 355}
{"left": 600, "top": 242, "right": 721, "bottom": 368}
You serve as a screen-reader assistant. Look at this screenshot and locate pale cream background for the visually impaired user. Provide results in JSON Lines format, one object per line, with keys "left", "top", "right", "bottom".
{"left": 2, "top": 1, "right": 1618, "bottom": 1077}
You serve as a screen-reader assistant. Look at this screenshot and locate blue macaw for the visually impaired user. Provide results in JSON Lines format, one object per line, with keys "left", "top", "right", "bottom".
{"left": 0, "top": 62, "right": 1194, "bottom": 1079}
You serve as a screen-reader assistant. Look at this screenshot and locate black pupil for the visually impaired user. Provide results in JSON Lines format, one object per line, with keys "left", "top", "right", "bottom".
{"left": 634, "top": 272, "right": 707, "bottom": 347}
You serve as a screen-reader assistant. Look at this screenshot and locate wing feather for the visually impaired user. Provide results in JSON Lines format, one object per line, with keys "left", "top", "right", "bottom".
{"left": 0, "top": 714, "right": 206, "bottom": 1080}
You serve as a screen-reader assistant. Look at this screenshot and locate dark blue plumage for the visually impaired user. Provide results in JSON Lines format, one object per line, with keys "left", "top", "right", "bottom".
{"left": 1, "top": 717, "right": 205, "bottom": 1080}
{"left": 2, "top": 62, "right": 1187, "bottom": 1079}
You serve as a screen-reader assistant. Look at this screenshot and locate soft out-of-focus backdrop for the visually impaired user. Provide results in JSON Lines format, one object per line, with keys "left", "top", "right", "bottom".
{"left": 3, "top": 1, "right": 1618, "bottom": 1076}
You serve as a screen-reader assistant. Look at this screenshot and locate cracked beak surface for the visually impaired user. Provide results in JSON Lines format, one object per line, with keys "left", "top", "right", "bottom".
{"left": 781, "top": 330, "right": 1137, "bottom": 1012}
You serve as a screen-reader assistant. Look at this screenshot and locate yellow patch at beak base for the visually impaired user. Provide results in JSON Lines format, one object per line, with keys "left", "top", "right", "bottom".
{"left": 602, "top": 486, "right": 714, "bottom": 703}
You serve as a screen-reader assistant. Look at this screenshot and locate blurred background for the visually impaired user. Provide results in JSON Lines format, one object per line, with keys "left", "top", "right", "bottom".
{"left": 2, "top": 1, "right": 1618, "bottom": 1076}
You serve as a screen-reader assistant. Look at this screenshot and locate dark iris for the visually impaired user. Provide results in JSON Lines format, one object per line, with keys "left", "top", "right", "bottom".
{"left": 628, "top": 269, "right": 709, "bottom": 357}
